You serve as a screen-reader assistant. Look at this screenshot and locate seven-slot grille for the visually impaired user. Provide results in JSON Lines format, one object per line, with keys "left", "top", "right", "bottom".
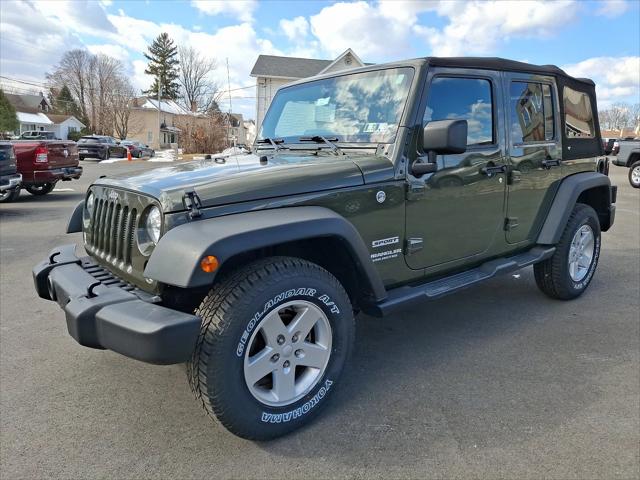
{"left": 87, "top": 196, "right": 137, "bottom": 265}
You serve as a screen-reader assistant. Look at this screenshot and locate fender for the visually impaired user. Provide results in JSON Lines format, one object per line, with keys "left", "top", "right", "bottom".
{"left": 66, "top": 200, "right": 84, "bottom": 233}
{"left": 537, "top": 172, "right": 614, "bottom": 245}
{"left": 144, "top": 206, "right": 388, "bottom": 302}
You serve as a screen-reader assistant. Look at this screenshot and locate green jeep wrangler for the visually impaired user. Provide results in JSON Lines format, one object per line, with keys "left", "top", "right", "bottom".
{"left": 33, "top": 57, "right": 616, "bottom": 440}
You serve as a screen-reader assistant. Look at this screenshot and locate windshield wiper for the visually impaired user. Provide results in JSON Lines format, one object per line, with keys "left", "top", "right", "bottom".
{"left": 298, "top": 136, "right": 344, "bottom": 155}
{"left": 255, "top": 137, "right": 286, "bottom": 151}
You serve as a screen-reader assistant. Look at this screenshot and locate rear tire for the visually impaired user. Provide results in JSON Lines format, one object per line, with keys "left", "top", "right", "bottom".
{"left": 25, "top": 183, "right": 55, "bottom": 196}
{"left": 0, "top": 188, "right": 20, "bottom": 203}
{"left": 629, "top": 161, "right": 640, "bottom": 188}
{"left": 187, "top": 256, "right": 354, "bottom": 440}
{"left": 534, "top": 203, "right": 601, "bottom": 300}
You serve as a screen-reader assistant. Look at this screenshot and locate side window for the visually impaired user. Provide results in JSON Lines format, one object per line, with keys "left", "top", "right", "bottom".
{"left": 424, "top": 77, "right": 494, "bottom": 146}
{"left": 563, "top": 87, "right": 594, "bottom": 138}
{"left": 509, "top": 82, "right": 555, "bottom": 144}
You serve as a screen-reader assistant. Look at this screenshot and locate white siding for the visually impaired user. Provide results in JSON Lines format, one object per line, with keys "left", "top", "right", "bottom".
{"left": 255, "top": 77, "right": 295, "bottom": 134}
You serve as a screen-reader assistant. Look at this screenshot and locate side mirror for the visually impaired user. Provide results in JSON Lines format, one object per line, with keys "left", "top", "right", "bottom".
{"left": 412, "top": 119, "right": 468, "bottom": 177}
{"left": 423, "top": 119, "right": 468, "bottom": 154}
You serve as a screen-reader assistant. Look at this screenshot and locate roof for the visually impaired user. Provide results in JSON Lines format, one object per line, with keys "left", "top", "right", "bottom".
{"left": 136, "top": 97, "right": 193, "bottom": 115}
{"left": 4, "top": 92, "right": 50, "bottom": 113}
{"left": 16, "top": 112, "right": 52, "bottom": 125}
{"left": 427, "top": 57, "right": 594, "bottom": 85}
{"left": 44, "top": 113, "right": 85, "bottom": 126}
{"left": 250, "top": 55, "right": 333, "bottom": 79}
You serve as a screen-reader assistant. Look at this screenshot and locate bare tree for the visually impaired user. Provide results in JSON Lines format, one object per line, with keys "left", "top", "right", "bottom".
{"left": 178, "top": 46, "right": 220, "bottom": 113}
{"left": 111, "top": 77, "right": 137, "bottom": 139}
{"left": 47, "top": 49, "right": 92, "bottom": 122}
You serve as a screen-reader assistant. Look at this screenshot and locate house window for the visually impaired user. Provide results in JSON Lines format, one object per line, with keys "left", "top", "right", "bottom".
{"left": 147, "top": 131, "right": 153, "bottom": 142}
{"left": 68, "top": 126, "right": 78, "bottom": 133}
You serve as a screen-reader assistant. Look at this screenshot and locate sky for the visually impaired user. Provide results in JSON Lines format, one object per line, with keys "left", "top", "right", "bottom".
{"left": 0, "top": 0, "right": 639, "bottom": 121}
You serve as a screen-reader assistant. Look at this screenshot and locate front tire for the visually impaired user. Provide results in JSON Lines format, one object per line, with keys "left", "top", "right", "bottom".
{"left": 188, "top": 257, "right": 354, "bottom": 440}
{"left": 534, "top": 203, "right": 601, "bottom": 300}
{"left": 0, "top": 188, "right": 20, "bottom": 203}
{"left": 629, "top": 161, "right": 640, "bottom": 188}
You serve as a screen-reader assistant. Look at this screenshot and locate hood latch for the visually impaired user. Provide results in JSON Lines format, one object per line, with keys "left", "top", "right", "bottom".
{"left": 183, "top": 190, "right": 202, "bottom": 219}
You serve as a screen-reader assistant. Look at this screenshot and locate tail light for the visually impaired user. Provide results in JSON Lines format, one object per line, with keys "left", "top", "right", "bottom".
{"left": 35, "top": 146, "right": 48, "bottom": 163}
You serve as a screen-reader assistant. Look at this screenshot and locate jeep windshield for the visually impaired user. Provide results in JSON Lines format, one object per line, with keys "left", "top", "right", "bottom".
{"left": 259, "top": 67, "right": 414, "bottom": 146}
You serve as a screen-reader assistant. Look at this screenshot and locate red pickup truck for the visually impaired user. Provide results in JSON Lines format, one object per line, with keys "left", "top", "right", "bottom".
{"left": 9, "top": 140, "right": 82, "bottom": 199}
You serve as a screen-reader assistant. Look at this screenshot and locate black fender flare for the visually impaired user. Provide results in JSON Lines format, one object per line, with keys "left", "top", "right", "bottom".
{"left": 144, "top": 206, "right": 388, "bottom": 302}
{"left": 66, "top": 200, "right": 84, "bottom": 233}
{"left": 537, "top": 172, "right": 614, "bottom": 244}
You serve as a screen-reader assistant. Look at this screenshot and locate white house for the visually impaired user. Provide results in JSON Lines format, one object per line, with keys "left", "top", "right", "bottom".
{"left": 250, "top": 49, "right": 367, "bottom": 133}
{"left": 45, "top": 114, "right": 85, "bottom": 140}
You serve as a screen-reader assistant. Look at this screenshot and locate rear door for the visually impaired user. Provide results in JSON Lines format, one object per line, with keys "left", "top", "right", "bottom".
{"left": 503, "top": 73, "right": 563, "bottom": 244}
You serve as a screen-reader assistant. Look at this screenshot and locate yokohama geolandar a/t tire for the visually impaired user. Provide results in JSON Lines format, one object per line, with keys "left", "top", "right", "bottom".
{"left": 534, "top": 203, "right": 601, "bottom": 300}
{"left": 188, "top": 257, "right": 355, "bottom": 440}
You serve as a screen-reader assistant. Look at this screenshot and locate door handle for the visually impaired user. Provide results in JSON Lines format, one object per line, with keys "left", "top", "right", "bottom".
{"left": 480, "top": 163, "right": 507, "bottom": 177}
{"left": 542, "top": 158, "right": 561, "bottom": 169}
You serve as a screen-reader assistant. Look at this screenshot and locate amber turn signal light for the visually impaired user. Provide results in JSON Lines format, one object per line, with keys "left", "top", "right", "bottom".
{"left": 200, "top": 255, "right": 219, "bottom": 273}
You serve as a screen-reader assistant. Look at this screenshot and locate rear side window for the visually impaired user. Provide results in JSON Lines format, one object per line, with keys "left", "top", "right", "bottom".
{"left": 424, "top": 77, "right": 494, "bottom": 146}
{"left": 563, "top": 87, "right": 594, "bottom": 138}
{"left": 509, "top": 82, "right": 555, "bottom": 144}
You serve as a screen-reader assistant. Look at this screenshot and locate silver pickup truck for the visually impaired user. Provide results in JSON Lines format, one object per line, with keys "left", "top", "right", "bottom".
{"left": 613, "top": 139, "right": 640, "bottom": 188}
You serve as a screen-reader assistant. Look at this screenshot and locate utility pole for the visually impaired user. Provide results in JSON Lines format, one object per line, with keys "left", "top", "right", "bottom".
{"left": 157, "top": 84, "right": 162, "bottom": 149}
{"left": 226, "top": 58, "right": 232, "bottom": 147}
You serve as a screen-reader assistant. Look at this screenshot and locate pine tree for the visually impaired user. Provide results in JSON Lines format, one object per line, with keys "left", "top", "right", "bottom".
{"left": 0, "top": 89, "right": 19, "bottom": 134}
{"left": 51, "top": 85, "right": 83, "bottom": 119}
{"left": 144, "top": 33, "right": 180, "bottom": 100}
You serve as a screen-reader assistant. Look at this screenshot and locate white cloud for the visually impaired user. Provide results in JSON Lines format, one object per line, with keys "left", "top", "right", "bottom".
{"left": 563, "top": 56, "right": 640, "bottom": 106}
{"left": 424, "top": 0, "right": 576, "bottom": 56}
{"left": 596, "top": 0, "right": 629, "bottom": 18}
{"left": 191, "top": 0, "right": 257, "bottom": 23}
{"left": 87, "top": 43, "right": 130, "bottom": 62}
{"left": 280, "top": 16, "right": 309, "bottom": 42}
{"left": 309, "top": 1, "right": 416, "bottom": 58}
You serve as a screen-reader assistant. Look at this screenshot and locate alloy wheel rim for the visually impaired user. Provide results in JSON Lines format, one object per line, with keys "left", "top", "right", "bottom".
{"left": 632, "top": 165, "right": 640, "bottom": 185}
{"left": 568, "top": 224, "right": 595, "bottom": 282}
{"left": 243, "top": 300, "right": 332, "bottom": 407}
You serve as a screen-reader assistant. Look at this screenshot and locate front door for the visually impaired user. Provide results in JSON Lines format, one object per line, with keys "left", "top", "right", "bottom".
{"left": 405, "top": 69, "right": 508, "bottom": 270}
{"left": 503, "top": 73, "right": 563, "bottom": 244}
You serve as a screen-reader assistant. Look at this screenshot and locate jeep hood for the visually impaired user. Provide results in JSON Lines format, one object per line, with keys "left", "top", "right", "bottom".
{"left": 95, "top": 151, "right": 394, "bottom": 212}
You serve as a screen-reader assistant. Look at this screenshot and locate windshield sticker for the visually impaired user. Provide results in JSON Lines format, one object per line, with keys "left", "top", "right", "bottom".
{"left": 372, "top": 236, "right": 399, "bottom": 248}
{"left": 371, "top": 248, "right": 402, "bottom": 263}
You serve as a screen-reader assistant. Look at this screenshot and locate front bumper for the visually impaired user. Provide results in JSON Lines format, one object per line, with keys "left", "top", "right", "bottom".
{"left": 0, "top": 173, "right": 21, "bottom": 192}
{"left": 32, "top": 244, "right": 201, "bottom": 365}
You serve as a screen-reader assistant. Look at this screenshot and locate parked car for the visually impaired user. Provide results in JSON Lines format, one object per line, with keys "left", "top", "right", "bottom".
{"left": 121, "top": 140, "right": 154, "bottom": 158}
{"left": 11, "top": 139, "right": 82, "bottom": 196}
{"left": 613, "top": 138, "right": 640, "bottom": 188}
{"left": 602, "top": 138, "right": 615, "bottom": 155}
{"left": 77, "top": 135, "right": 128, "bottom": 161}
{"left": 0, "top": 142, "right": 22, "bottom": 203}
{"left": 20, "top": 131, "right": 57, "bottom": 140}
{"left": 34, "top": 56, "right": 616, "bottom": 440}
{"left": 612, "top": 140, "right": 620, "bottom": 155}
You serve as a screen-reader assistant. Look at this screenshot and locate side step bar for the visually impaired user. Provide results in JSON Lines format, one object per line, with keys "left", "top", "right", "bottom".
{"left": 367, "top": 246, "right": 555, "bottom": 317}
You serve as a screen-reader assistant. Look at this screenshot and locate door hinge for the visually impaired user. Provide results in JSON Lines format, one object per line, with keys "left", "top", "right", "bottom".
{"left": 183, "top": 190, "right": 202, "bottom": 218}
{"left": 406, "top": 182, "right": 425, "bottom": 200}
{"left": 405, "top": 237, "right": 424, "bottom": 255}
{"left": 504, "top": 217, "right": 519, "bottom": 231}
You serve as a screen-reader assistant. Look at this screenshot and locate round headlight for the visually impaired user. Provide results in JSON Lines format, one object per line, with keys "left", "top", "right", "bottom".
{"left": 86, "top": 192, "right": 95, "bottom": 215}
{"left": 145, "top": 206, "right": 161, "bottom": 244}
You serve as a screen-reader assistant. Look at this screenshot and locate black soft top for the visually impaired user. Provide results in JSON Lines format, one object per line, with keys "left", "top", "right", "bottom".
{"left": 427, "top": 56, "right": 593, "bottom": 82}
{"left": 427, "top": 56, "right": 602, "bottom": 159}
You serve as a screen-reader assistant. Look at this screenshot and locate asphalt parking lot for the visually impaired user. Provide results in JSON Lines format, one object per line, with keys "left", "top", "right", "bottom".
{"left": 1, "top": 160, "right": 638, "bottom": 479}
